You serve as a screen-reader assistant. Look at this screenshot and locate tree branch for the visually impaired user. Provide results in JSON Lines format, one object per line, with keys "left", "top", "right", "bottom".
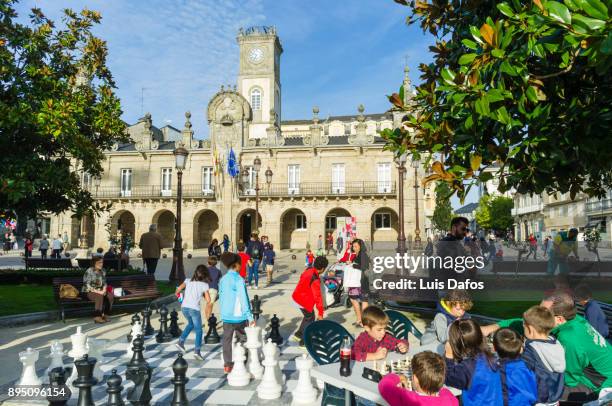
{"left": 532, "top": 48, "right": 581, "bottom": 80}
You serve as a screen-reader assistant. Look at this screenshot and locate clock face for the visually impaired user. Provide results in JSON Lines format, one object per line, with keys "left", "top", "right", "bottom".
{"left": 249, "top": 47, "right": 264, "bottom": 64}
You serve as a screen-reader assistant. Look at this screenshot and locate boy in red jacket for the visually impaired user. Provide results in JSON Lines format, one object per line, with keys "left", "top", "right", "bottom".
{"left": 291, "top": 256, "right": 329, "bottom": 346}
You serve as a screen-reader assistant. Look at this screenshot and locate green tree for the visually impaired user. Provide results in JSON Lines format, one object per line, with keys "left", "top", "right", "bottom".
{"left": 432, "top": 181, "right": 453, "bottom": 232}
{"left": 383, "top": 0, "right": 612, "bottom": 201}
{"left": 489, "top": 196, "right": 514, "bottom": 231}
{"left": 475, "top": 194, "right": 493, "bottom": 230}
{"left": 0, "top": 1, "right": 127, "bottom": 219}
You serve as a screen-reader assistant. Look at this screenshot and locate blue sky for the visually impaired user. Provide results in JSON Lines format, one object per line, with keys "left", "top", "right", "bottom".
{"left": 14, "top": 0, "right": 475, "bottom": 207}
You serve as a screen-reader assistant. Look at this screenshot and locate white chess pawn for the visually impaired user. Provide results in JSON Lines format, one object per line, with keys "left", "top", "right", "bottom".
{"left": 18, "top": 348, "right": 41, "bottom": 386}
{"left": 68, "top": 326, "right": 87, "bottom": 359}
{"left": 87, "top": 337, "right": 106, "bottom": 381}
{"left": 126, "top": 322, "right": 142, "bottom": 358}
{"left": 257, "top": 339, "right": 282, "bottom": 399}
{"left": 245, "top": 325, "right": 264, "bottom": 379}
{"left": 227, "top": 343, "right": 251, "bottom": 386}
{"left": 45, "top": 340, "right": 65, "bottom": 381}
{"left": 291, "top": 354, "right": 318, "bottom": 405}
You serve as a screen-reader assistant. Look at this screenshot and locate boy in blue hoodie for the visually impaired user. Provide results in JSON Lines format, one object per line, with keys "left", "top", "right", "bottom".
{"left": 219, "top": 252, "right": 255, "bottom": 374}
{"left": 421, "top": 289, "right": 473, "bottom": 353}
{"left": 493, "top": 328, "right": 538, "bottom": 405}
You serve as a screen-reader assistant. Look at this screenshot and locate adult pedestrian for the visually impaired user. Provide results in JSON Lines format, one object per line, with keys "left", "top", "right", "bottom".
{"left": 335, "top": 233, "right": 344, "bottom": 256}
{"left": 139, "top": 224, "right": 162, "bottom": 275}
{"left": 525, "top": 234, "right": 538, "bottom": 260}
{"left": 222, "top": 234, "right": 230, "bottom": 253}
{"left": 316, "top": 235, "right": 324, "bottom": 256}
{"left": 82, "top": 255, "right": 113, "bottom": 324}
{"left": 52, "top": 235, "right": 63, "bottom": 258}
{"left": 433, "top": 216, "right": 469, "bottom": 279}
{"left": 326, "top": 232, "right": 334, "bottom": 255}
{"left": 39, "top": 235, "right": 49, "bottom": 259}
{"left": 424, "top": 237, "right": 434, "bottom": 257}
{"left": 341, "top": 239, "right": 370, "bottom": 327}
{"left": 24, "top": 235, "right": 33, "bottom": 258}
{"left": 10, "top": 233, "right": 16, "bottom": 251}
{"left": 547, "top": 228, "right": 579, "bottom": 275}
{"left": 62, "top": 231, "right": 69, "bottom": 251}
{"left": 543, "top": 236, "right": 550, "bottom": 258}
{"left": 246, "top": 233, "right": 263, "bottom": 289}
{"left": 208, "top": 238, "right": 221, "bottom": 258}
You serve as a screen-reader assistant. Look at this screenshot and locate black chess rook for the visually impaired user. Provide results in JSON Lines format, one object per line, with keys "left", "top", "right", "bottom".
{"left": 171, "top": 354, "right": 189, "bottom": 405}
{"left": 265, "top": 313, "right": 283, "bottom": 345}
{"left": 141, "top": 307, "right": 155, "bottom": 336}
{"left": 156, "top": 305, "right": 173, "bottom": 343}
{"left": 74, "top": 354, "right": 97, "bottom": 406}
{"left": 47, "top": 367, "right": 68, "bottom": 406}
{"left": 106, "top": 369, "right": 125, "bottom": 406}
{"left": 204, "top": 313, "right": 220, "bottom": 344}
{"left": 169, "top": 309, "right": 182, "bottom": 338}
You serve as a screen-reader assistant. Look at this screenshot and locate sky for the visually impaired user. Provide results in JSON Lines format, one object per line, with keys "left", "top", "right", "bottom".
{"left": 13, "top": 0, "right": 477, "bottom": 207}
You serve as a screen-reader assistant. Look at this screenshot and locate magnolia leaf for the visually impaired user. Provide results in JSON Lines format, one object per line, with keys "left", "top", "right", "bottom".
{"left": 491, "top": 48, "right": 505, "bottom": 58}
{"left": 480, "top": 23, "right": 495, "bottom": 47}
{"left": 583, "top": 0, "right": 608, "bottom": 20}
{"left": 470, "top": 26, "right": 484, "bottom": 43}
{"left": 387, "top": 93, "right": 404, "bottom": 108}
{"left": 526, "top": 86, "right": 539, "bottom": 103}
{"left": 497, "top": 2, "right": 515, "bottom": 17}
{"left": 546, "top": 1, "right": 571, "bottom": 25}
{"left": 572, "top": 14, "right": 606, "bottom": 31}
{"left": 459, "top": 53, "right": 478, "bottom": 65}
{"left": 462, "top": 38, "right": 479, "bottom": 50}
{"left": 534, "top": 0, "right": 545, "bottom": 11}
{"left": 470, "top": 155, "right": 482, "bottom": 171}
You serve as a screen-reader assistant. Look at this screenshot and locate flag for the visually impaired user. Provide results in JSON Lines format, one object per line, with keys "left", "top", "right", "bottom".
{"left": 227, "top": 147, "right": 239, "bottom": 178}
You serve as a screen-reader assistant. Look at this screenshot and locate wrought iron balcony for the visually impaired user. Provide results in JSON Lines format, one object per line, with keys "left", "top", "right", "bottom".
{"left": 238, "top": 181, "right": 396, "bottom": 198}
{"left": 90, "top": 185, "right": 215, "bottom": 199}
{"left": 586, "top": 198, "right": 612, "bottom": 213}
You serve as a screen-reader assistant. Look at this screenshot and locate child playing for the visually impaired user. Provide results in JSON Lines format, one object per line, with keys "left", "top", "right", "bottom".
{"left": 204, "top": 256, "right": 221, "bottom": 321}
{"left": 521, "top": 305, "right": 566, "bottom": 406}
{"left": 305, "top": 249, "right": 315, "bottom": 268}
{"left": 175, "top": 265, "right": 212, "bottom": 360}
{"left": 352, "top": 306, "right": 409, "bottom": 361}
{"left": 237, "top": 244, "right": 250, "bottom": 279}
{"left": 378, "top": 351, "right": 459, "bottom": 406}
{"left": 575, "top": 284, "right": 609, "bottom": 338}
{"left": 263, "top": 243, "right": 276, "bottom": 286}
{"left": 493, "top": 328, "right": 538, "bottom": 405}
{"left": 219, "top": 253, "right": 255, "bottom": 373}
{"left": 444, "top": 319, "right": 503, "bottom": 405}
{"left": 420, "top": 289, "right": 473, "bottom": 353}
{"left": 291, "top": 256, "right": 329, "bottom": 346}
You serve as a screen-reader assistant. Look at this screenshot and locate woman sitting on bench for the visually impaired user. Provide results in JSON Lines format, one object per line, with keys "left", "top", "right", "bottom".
{"left": 82, "top": 255, "right": 114, "bottom": 323}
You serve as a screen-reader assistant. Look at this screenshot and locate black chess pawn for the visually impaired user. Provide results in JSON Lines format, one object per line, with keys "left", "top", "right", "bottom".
{"left": 169, "top": 309, "right": 182, "bottom": 338}
{"left": 127, "top": 335, "right": 148, "bottom": 371}
{"left": 170, "top": 354, "right": 189, "bottom": 405}
{"left": 74, "top": 354, "right": 97, "bottom": 406}
{"left": 141, "top": 307, "right": 155, "bottom": 336}
{"left": 265, "top": 313, "right": 283, "bottom": 345}
{"left": 204, "top": 313, "right": 220, "bottom": 344}
{"left": 47, "top": 367, "right": 69, "bottom": 406}
{"left": 156, "top": 305, "right": 173, "bottom": 343}
{"left": 251, "top": 295, "right": 262, "bottom": 321}
{"left": 106, "top": 369, "right": 125, "bottom": 406}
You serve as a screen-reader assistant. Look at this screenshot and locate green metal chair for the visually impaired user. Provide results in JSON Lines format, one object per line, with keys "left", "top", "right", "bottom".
{"left": 303, "top": 320, "right": 355, "bottom": 406}
{"left": 385, "top": 309, "right": 423, "bottom": 341}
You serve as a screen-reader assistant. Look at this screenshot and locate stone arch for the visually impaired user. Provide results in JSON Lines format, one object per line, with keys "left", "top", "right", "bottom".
{"left": 370, "top": 207, "right": 399, "bottom": 247}
{"left": 279, "top": 208, "right": 308, "bottom": 250}
{"left": 193, "top": 209, "right": 220, "bottom": 249}
{"left": 70, "top": 214, "right": 96, "bottom": 248}
{"left": 325, "top": 208, "right": 353, "bottom": 251}
{"left": 236, "top": 209, "right": 262, "bottom": 247}
{"left": 152, "top": 209, "right": 175, "bottom": 248}
{"left": 109, "top": 210, "right": 135, "bottom": 245}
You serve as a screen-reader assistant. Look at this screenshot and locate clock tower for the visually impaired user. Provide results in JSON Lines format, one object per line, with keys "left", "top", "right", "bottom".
{"left": 237, "top": 26, "right": 283, "bottom": 139}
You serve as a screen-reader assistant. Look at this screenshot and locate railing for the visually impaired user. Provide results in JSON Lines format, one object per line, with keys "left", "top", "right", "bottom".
{"left": 511, "top": 203, "right": 544, "bottom": 216}
{"left": 238, "top": 181, "right": 396, "bottom": 197}
{"left": 586, "top": 198, "right": 612, "bottom": 213}
{"left": 90, "top": 185, "right": 215, "bottom": 199}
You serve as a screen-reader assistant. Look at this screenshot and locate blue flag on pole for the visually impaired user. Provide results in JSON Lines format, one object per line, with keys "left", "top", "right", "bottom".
{"left": 227, "top": 148, "right": 239, "bottom": 178}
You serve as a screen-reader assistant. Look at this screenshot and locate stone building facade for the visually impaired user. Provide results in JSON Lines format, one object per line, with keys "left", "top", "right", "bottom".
{"left": 49, "top": 26, "right": 434, "bottom": 251}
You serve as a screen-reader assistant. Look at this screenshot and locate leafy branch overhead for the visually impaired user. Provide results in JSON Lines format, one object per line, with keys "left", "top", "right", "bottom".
{"left": 0, "top": 1, "right": 128, "bottom": 218}
{"left": 383, "top": 0, "right": 612, "bottom": 202}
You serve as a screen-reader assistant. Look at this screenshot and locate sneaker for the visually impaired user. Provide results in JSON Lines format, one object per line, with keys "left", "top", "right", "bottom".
{"left": 175, "top": 341, "right": 186, "bottom": 353}
{"left": 290, "top": 334, "right": 301, "bottom": 343}
{"left": 194, "top": 351, "right": 204, "bottom": 361}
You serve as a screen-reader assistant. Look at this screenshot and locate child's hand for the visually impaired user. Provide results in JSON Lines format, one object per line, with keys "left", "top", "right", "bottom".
{"left": 374, "top": 347, "right": 388, "bottom": 360}
{"left": 398, "top": 375, "right": 410, "bottom": 389}
{"left": 444, "top": 341, "right": 454, "bottom": 359}
{"left": 397, "top": 342, "right": 408, "bottom": 353}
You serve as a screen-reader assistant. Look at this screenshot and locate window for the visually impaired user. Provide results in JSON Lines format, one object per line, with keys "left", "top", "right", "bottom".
{"left": 202, "top": 167, "right": 214, "bottom": 194}
{"left": 244, "top": 166, "right": 256, "bottom": 195}
{"left": 377, "top": 163, "right": 391, "bottom": 193}
{"left": 250, "top": 88, "right": 261, "bottom": 111}
{"left": 332, "top": 163, "right": 345, "bottom": 193}
{"left": 161, "top": 168, "right": 172, "bottom": 196}
{"left": 120, "top": 169, "right": 132, "bottom": 197}
{"left": 82, "top": 172, "right": 92, "bottom": 189}
{"left": 375, "top": 212, "right": 391, "bottom": 229}
{"left": 296, "top": 214, "right": 307, "bottom": 230}
{"left": 288, "top": 164, "right": 300, "bottom": 194}
{"left": 325, "top": 215, "right": 337, "bottom": 230}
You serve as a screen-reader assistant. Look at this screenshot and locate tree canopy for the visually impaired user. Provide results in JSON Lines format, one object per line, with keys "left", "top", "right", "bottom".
{"left": 383, "top": 0, "right": 612, "bottom": 202}
{"left": 432, "top": 181, "right": 454, "bottom": 231}
{"left": 476, "top": 194, "right": 514, "bottom": 231}
{"left": 0, "top": 1, "right": 127, "bottom": 218}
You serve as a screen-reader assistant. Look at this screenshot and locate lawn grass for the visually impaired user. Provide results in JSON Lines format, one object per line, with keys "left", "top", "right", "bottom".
{"left": 0, "top": 281, "right": 176, "bottom": 317}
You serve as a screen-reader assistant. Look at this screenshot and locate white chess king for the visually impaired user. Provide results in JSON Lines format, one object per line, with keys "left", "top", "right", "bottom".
{"left": 257, "top": 339, "right": 282, "bottom": 399}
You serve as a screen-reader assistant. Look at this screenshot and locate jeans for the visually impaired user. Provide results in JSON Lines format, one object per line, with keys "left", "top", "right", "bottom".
{"left": 179, "top": 307, "right": 203, "bottom": 351}
{"left": 40, "top": 249, "right": 47, "bottom": 259}
{"left": 248, "top": 259, "right": 260, "bottom": 286}
{"left": 144, "top": 258, "right": 158, "bottom": 275}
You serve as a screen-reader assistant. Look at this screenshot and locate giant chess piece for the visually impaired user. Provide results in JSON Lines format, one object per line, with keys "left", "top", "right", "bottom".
{"left": 265, "top": 314, "right": 283, "bottom": 345}
{"left": 141, "top": 307, "right": 155, "bottom": 336}
{"left": 156, "top": 305, "right": 173, "bottom": 343}
{"left": 86, "top": 337, "right": 106, "bottom": 381}
{"left": 271, "top": 339, "right": 286, "bottom": 385}
{"left": 169, "top": 309, "right": 182, "bottom": 338}
{"left": 18, "top": 347, "right": 41, "bottom": 386}
{"left": 126, "top": 335, "right": 153, "bottom": 406}
{"left": 47, "top": 367, "right": 69, "bottom": 406}
{"left": 73, "top": 354, "right": 97, "bottom": 406}
{"left": 131, "top": 312, "right": 141, "bottom": 326}
{"left": 204, "top": 313, "right": 220, "bottom": 344}
{"left": 45, "top": 340, "right": 65, "bottom": 382}
{"left": 128, "top": 313, "right": 142, "bottom": 342}
{"left": 245, "top": 325, "right": 264, "bottom": 379}
{"left": 227, "top": 342, "right": 251, "bottom": 387}
{"left": 257, "top": 339, "right": 282, "bottom": 399}
{"left": 127, "top": 321, "right": 143, "bottom": 358}
{"left": 251, "top": 295, "right": 262, "bottom": 321}
{"left": 291, "top": 354, "right": 318, "bottom": 405}
{"left": 170, "top": 354, "right": 189, "bottom": 406}
{"left": 106, "top": 369, "right": 125, "bottom": 406}
{"left": 68, "top": 326, "right": 88, "bottom": 359}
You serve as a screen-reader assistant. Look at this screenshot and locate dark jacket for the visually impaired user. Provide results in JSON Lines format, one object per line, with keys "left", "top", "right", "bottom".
{"left": 207, "top": 265, "right": 221, "bottom": 291}
{"left": 522, "top": 338, "right": 565, "bottom": 404}
{"left": 445, "top": 355, "right": 502, "bottom": 406}
{"left": 584, "top": 300, "right": 609, "bottom": 338}
{"left": 246, "top": 240, "right": 263, "bottom": 260}
{"left": 208, "top": 244, "right": 221, "bottom": 258}
{"left": 499, "top": 358, "right": 538, "bottom": 406}
{"left": 263, "top": 248, "right": 275, "bottom": 265}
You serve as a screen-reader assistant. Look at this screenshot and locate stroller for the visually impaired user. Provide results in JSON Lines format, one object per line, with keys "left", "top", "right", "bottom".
{"left": 322, "top": 261, "right": 350, "bottom": 309}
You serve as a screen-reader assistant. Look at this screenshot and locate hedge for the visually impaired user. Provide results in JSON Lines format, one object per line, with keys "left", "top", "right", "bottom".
{"left": 0, "top": 268, "right": 143, "bottom": 285}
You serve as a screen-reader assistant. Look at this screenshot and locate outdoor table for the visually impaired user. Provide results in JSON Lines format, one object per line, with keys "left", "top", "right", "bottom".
{"left": 311, "top": 349, "right": 461, "bottom": 406}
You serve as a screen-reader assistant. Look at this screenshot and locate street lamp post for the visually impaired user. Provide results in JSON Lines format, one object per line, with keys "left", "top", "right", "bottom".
{"left": 395, "top": 153, "right": 408, "bottom": 256}
{"left": 412, "top": 159, "right": 422, "bottom": 250}
{"left": 253, "top": 157, "right": 262, "bottom": 234}
{"left": 170, "top": 146, "right": 189, "bottom": 284}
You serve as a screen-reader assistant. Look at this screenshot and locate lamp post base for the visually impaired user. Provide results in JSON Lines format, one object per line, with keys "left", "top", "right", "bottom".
{"left": 169, "top": 247, "right": 185, "bottom": 284}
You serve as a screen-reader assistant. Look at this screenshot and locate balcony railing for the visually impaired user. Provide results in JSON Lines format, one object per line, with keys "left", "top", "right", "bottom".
{"left": 90, "top": 185, "right": 215, "bottom": 199}
{"left": 511, "top": 203, "right": 544, "bottom": 216}
{"left": 586, "top": 198, "right": 612, "bottom": 213}
{"left": 238, "top": 181, "right": 396, "bottom": 197}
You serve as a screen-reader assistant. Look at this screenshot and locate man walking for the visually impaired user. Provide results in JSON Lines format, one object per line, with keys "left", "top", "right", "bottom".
{"left": 51, "top": 235, "right": 63, "bottom": 258}
{"left": 246, "top": 233, "right": 263, "bottom": 289}
{"left": 139, "top": 224, "right": 162, "bottom": 275}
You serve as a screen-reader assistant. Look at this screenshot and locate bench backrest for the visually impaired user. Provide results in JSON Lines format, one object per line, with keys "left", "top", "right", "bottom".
{"left": 52, "top": 274, "right": 158, "bottom": 300}
{"left": 26, "top": 258, "right": 74, "bottom": 269}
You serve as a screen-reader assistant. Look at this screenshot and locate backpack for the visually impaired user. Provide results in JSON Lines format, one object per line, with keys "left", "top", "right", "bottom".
{"left": 59, "top": 284, "right": 79, "bottom": 299}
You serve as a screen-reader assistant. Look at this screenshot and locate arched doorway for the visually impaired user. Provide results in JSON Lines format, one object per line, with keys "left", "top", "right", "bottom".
{"left": 325, "top": 208, "right": 353, "bottom": 252}
{"left": 236, "top": 209, "right": 262, "bottom": 246}
{"left": 153, "top": 210, "right": 175, "bottom": 248}
{"left": 370, "top": 208, "right": 399, "bottom": 249}
{"left": 70, "top": 214, "right": 96, "bottom": 248}
{"left": 280, "top": 208, "right": 308, "bottom": 249}
{"left": 193, "top": 210, "right": 220, "bottom": 249}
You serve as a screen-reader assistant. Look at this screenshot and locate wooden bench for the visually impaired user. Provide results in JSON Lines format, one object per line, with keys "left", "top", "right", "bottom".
{"left": 76, "top": 257, "right": 129, "bottom": 271}
{"left": 52, "top": 274, "right": 162, "bottom": 322}
{"left": 25, "top": 257, "right": 74, "bottom": 270}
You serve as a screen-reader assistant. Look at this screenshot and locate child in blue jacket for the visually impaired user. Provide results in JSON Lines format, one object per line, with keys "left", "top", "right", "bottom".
{"left": 219, "top": 252, "right": 254, "bottom": 374}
